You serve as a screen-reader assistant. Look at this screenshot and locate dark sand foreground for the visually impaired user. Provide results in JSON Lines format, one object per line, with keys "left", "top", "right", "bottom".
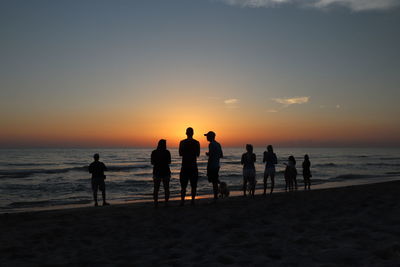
{"left": 1, "top": 181, "right": 400, "bottom": 266}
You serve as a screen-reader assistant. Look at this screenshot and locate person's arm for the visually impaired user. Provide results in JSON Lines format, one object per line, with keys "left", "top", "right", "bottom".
{"left": 179, "top": 141, "right": 183, "bottom": 157}
{"left": 89, "top": 163, "right": 93, "bottom": 173}
{"left": 167, "top": 151, "right": 171, "bottom": 165}
{"left": 253, "top": 153, "right": 256, "bottom": 163}
{"left": 219, "top": 144, "right": 223, "bottom": 159}
{"left": 273, "top": 153, "right": 278, "bottom": 164}
{"left": 151, "top": 151, "right": 155, "bottom": 165}
{"left": 263, "top": 152, "right": 266, "bottom": 163}
{"left": 196, "top": 141, "right": 200, "bottom": 157}
{"left": 103, "top": 162, "right": 108, "bottom": 172}
{"left": 241, "top": 154, "right": 244, "bottom": 165}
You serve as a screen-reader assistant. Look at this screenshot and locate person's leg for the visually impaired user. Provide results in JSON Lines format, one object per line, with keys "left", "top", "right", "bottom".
{"left": 102, "top": 189, "right": 107, "bottom": 205}
{"left": 251, "top": 169, "right": 256, "bottom": 198}
{"left": 153, "top": 178, "right": 161, "bottom": 207}
{"left": 294, "top": 175, "right": 298, "bottom": 190}
{"left": 180, "top": 181, "right": 187, "bottom": 206}
{"left": 243, "top": 177, "right": 247, "bottom": 197}
{"left": 284, "top": 174, "right": 288, "bottom": 192}
{"left": 211, "top": 168, "right": 219, "bottom": 201}
{"left": 270, "top": 173, "right": 275, "bottom": 194}
{"left": 190, "top": 168, "right": 198, "bottom": 205}
{"left": 100, "top": 181, "right": 108, "bottom": 205}
{"left": 263, "top": 172, "right": 268, "bottom": 195}
{"left": 190, "top": 176, "right": 198, "bottom": 205}
{"left": 180, "top": 169, "right": 188, "bottom": 206}
{"left": 163, "top": 177, "right": 170, "bottom": 203}
{"left": 213, "top": 181, "right": 219, "bottom": 200}
{"left": 93, "top": 188, "right": 98, "bottom": 206}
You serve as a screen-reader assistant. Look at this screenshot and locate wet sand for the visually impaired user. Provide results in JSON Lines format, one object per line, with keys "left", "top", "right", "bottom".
{"left": 1, "top": 180, "right": 400, "bottom": 266}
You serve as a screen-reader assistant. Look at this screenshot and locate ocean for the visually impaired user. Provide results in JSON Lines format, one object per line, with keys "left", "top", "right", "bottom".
{"left": 1, "top": 147, "right": 399, "bottom": 213}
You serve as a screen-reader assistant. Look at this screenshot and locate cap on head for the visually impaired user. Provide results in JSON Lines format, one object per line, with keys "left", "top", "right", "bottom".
{"left": 186, "top": 127, "right": 194, "bottom": 136}
{"left": 204, "top": 131, "right": 216, "bottom": 139}
{"left": 94, "top": 153, "right": 100, "bottom": 160}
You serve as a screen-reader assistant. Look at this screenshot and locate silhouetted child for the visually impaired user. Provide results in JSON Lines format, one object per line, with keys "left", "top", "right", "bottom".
{"left": 89, "top": 153, "right": 109, "bottom": 206}
{"left": 263, "top": 145, "right": 278, "bottom": 195}
{"left": 302, "top": 154, "right": 312, "bottom": 190}
{"left": 151, "top": 139, "right": 171, "bottom": 207}
{"left": 241, "top": 144, "right": 256, "bottom": 198}
{"left": 284, "top": 155, "right": 297, "bottom": 192}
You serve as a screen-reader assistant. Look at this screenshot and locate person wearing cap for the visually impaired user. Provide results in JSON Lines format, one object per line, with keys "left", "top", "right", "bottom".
{"left": 204, "top": 131, "right": 223, "bottom": 202}
{"left": 179, "top": 127, "right": 201, "bottom": 206}
{"left": 88, "top": 153, "right": 109, "bottom": 206}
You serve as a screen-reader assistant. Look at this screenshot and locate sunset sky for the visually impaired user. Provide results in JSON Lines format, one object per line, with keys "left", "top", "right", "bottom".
{"left": 1, "top": 0, "right": 400, "bottom": 148}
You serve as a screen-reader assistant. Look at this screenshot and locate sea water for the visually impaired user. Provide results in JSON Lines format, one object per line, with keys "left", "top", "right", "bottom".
{"left": 0, "top": 147, "right": 399, "bottom": 213}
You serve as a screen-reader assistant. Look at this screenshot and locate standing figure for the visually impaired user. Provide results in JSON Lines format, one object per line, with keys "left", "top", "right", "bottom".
{"left": 284, "top": 155, "right": 297, "bottom": 192}
{"left": 205, "top": 131, "right": 223, "bottom": 202}
{"left": 302, "top": 154, "right": 312, "bottom": 190}
{"left": 263, "top": 145, "right": 278, "bottom": 195}
{"left": 151, "top": 139, "right": 171, "bottom": 207}
{"left": 179, "top": 127, "right": 200, "bottom": 206}
{"left": 241, "top": 144, "right": 256, "bottom": 198}
{"left": 89, "top": 153, "right": 109, "bottom": 206}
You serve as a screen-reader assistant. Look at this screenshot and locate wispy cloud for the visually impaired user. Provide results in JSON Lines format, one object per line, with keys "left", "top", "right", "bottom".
{"left": 224, "top": 98, "right": 239, "bottom": 104}
{"left": 272, "top": 96, "right": 310, "bottom": 107}
{"left": 219, "top": 0, "right": 400, "bottom": 11}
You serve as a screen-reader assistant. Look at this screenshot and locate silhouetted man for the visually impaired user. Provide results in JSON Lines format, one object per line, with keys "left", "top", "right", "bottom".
{"left": 179, "top": 127, "right": 200, "bottom": 206}
{"left": 89, "top": 153, "right": 109, "bottom": 206}
{"left": 205, "top": 131, "right": 223, "bottom": 202}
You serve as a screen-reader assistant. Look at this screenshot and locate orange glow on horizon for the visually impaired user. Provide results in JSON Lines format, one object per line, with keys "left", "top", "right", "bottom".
{"left": 1, "top": 96, "right": 400, "bottom": 148}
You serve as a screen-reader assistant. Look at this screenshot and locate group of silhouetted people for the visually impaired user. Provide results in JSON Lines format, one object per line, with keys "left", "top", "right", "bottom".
{"left": 88, "top": 127, "right": 312, "bottom": 207}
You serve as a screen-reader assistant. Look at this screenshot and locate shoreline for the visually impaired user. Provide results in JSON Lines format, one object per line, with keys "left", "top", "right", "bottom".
{"left": 2, "top": 176, "right": 399, "bottom": 214}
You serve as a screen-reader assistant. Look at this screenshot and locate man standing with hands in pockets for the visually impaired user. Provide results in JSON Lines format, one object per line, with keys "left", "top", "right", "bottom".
{"left": 205, "top": 131, "right": 223, "bottom": 203}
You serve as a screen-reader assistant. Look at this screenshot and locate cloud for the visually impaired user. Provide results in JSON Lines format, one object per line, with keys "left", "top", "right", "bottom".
{"left": 224, "top": 98, "right": 239, "bottom": 104}
{"left": 218, "top": 0, "right": 400, "bottom": 11}
{"left": 272, "top": 96, "right": 310, "bottom": 107}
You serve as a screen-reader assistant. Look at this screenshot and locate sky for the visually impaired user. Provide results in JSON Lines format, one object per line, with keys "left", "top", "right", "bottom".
{"left": 1, "top": 0, "right": 400, "bottom": 148}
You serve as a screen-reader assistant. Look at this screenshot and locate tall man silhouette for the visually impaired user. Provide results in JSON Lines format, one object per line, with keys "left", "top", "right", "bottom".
{"left": 179, "top": 127, "right": 200, "bottom": 206}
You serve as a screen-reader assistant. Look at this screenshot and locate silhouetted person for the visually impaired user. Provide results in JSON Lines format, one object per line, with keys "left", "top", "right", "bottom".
{"left": 89, "top": 153, "right": 109, "bottom": 206}
{"left": 151, "top": 139, "right": 171, "bottom": 207}
{"left": 302, "top": 154, "right": 312, "bottom": 190}
{"left": 263, "top": 145, "right": 278, "bottom": 195}
{"left": 205, "top": 131, "right": 223, "bottom": 202}
{"left": 284, "top": 155, "right": 297, "bottom": 192}
{"left": 179, "top": 127, "right": 200, "bottom": 206}
{"left": 241, "top": 144, "right": 256, "bottom": 198}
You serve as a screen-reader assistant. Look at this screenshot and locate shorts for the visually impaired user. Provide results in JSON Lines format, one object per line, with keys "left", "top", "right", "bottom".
{"left": 264, "top": 167, "right": 276, "bottom": 177}
{"left": 243, "top": 168, "right": 256, "bottom": 185}
{"left": 180, "top": 167, "right": 198, "bottom": 189}
{"left": 207, "top": 167, "right": 220, "bottom": 183}
{"left": 303, "top": 172, "right": 311, "bottom": 182}
{"left": 153, "top": 174, "right": 171, "bottom": 184}
{"left": 91, "top": 177, "right": 105, "bottom": 192}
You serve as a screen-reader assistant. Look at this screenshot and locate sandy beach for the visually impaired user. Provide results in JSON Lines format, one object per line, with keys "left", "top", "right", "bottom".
{"left": 1, "top": 180, "right": 400, "bottom": 266}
